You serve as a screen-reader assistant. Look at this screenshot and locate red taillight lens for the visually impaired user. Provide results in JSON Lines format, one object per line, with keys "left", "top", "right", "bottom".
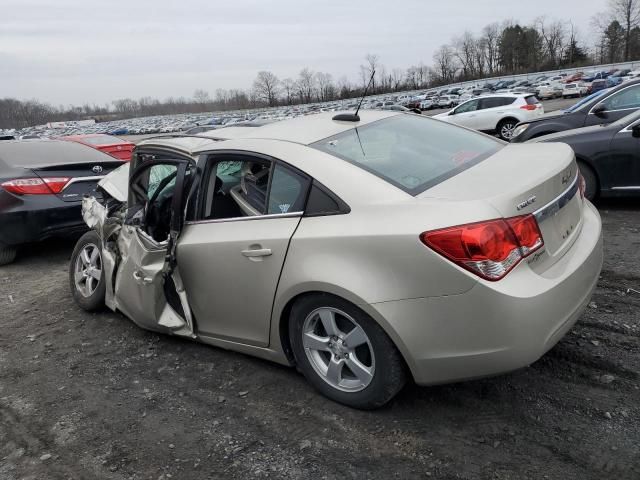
{"left": 520, "top": 104, "right": 537, "bottom": 111}
{"left": 578, "top": 172, "right": 586, "bottom": 199}
{"left": 420, "top": 214, "right": 544, "bottom": 281}
{"left": 1, "top": 177, "right": 70, "bottom": 195}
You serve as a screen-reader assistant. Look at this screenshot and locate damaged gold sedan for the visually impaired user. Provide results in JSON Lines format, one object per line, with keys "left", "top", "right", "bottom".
{"left": 69, "top": 112, "right": 603, "bottom": 409}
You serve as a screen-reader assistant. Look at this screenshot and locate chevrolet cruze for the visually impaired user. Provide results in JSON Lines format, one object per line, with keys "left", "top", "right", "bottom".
{"left": 69, "top": 111, "right": 603, "bottom": 409}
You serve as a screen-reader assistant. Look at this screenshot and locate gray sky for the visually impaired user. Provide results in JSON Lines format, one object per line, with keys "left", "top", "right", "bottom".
{"left": 1, "top": 0, "right": 604, "bottom": 105}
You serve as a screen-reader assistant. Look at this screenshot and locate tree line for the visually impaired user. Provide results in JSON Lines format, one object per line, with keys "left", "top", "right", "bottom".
{"left": 2, "top": 0, "right": 640, "bottom": 130}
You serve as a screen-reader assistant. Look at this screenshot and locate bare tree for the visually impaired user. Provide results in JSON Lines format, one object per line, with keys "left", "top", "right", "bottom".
{"left": 362, "top": 53, "right": 379, "bottom": 92}
{"left": 297, "top": 68, "right": 315, "bottom": 103}
{"left": 391, "top": 68, "right": 404, "bottom": 91}
{"left": 252, "top": 71, "right": 280, "bottom": 106}
{"left": 536, "top": 17, "right": 567, "bottom": 68}
{"left": 281, "top": 78, "right": 295, "bottom": 105}
{"left": 482, "top": 22, "right": 500, "bottom": 74}
{"left": 193, "top": 89, "right": 210, "bottom": 105}
{"left": 433, "top": 45, "right": 458, "bottom": 83}
{"left": 315, "top": 72, "right": 335, "bottom": 102}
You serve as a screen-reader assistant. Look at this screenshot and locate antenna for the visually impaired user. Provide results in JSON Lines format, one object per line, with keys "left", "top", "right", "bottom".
{"left": 333, "top": 69, "right": 376, "bottom": 122}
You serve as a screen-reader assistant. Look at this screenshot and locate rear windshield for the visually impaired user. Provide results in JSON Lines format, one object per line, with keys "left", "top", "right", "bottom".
{"left": 311, "top": 115, "right": 501, "bottom": 195}
{"left": 81, "top": 135, "right": 128, "bottom": 145}
{"left": 525, "top": 95, "right": 539, "bottom": 104}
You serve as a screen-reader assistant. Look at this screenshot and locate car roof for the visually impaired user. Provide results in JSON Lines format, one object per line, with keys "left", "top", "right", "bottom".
{"left": 138, "top": 110, "right": 399, "bottom": 153}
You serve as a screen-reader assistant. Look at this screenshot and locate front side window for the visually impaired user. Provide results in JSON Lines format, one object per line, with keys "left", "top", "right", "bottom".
{"left": 454, "top": 99, "right": 479, "bottom": 114}
{"left": 312, "top": 115, "right": 501, "bottom": 195}
{"left": 600, "top": 85, "right": 640, "bottom": 111}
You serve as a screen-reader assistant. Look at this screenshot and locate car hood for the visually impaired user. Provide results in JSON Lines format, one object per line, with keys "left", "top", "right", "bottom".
{"left": 97, "top": 162, "right": 129, "bottom": 202}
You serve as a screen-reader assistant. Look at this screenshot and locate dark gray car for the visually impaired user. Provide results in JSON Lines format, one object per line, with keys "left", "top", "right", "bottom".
{"left": 529, "top": 109, "right": 640, "bottom": 199}
{"left": 511, "top": 80, "right": 640, "bottom": 142}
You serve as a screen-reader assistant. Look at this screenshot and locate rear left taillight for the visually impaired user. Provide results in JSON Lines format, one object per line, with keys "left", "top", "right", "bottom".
{"left": 420, "top": 214, "right": 544, "bottom": 281}
{"left": 520, "top": 104, "right": 537, "bottom": 111}
{"left": 1, "top": 177, "right": 70, "bottom": 195}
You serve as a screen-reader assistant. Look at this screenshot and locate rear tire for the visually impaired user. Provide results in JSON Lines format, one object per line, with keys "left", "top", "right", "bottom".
{"left": 497, "top": 118, "right": 518, "bottom": 141}
{"left": 0, "top": 246, "right": 17, "bottom": 266}
{"left": 289, "top": 293, "right": 406, "bottom": 410}
{"left": 577, "top": 161, "right": 598, "bottom": 201}
{"left": 69, "top": 231, "right": 106, "bottom": 312}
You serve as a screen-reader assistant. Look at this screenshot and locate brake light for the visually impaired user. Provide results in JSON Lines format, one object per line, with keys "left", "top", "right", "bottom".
{"left": 420, "top": 214, "right": 544, "bottom": 281}
{"left": 1, "top": 177, "right": 70, "bottom": 195}
{"left": 520, "top": 104, "right": 537, "bottom": 111}
{"left": 578, "top": 172, "right": 586, "bottom": 199}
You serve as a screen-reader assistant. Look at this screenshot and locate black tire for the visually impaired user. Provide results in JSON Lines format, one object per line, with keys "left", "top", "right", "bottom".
{"left": 0, "top": 245, "right": 17, "bottom": 266}
{"left": 289, "top": 293, "right": 406, "bottom": 409}
{"left": 69, "top": 231, "right": 106, "bottom": 312}
{"left": 497, "top": 118, "right": 518, "bottom": 141}
{"left": 577, "top": 161, "right": 598, "bottom": 201}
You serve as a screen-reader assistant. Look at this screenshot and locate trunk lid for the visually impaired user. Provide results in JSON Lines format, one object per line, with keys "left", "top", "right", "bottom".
{"left": 421, "top": 143, "right": 583, "bottom": 268}
{"left": 30, "top": 160, "right": 124, "bottom": 202}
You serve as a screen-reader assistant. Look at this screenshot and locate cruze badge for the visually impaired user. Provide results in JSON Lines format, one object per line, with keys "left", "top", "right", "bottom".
{"left": 516, "top": 195, "right": 537, "bottom": 211}
{"left": 92, "top": 165, "right": 103, "bottom": 174}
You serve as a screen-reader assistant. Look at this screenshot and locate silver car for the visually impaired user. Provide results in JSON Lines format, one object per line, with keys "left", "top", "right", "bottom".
{"left": 70, "top": 111, "right": 603, "bottom": 409}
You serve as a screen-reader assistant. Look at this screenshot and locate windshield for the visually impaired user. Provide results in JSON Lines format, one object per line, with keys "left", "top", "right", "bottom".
{"left": 311, "top": 115, "right": 501, "bottom": 195}
{"left": 564, "top": 89, "right": 610, "bottom": 113}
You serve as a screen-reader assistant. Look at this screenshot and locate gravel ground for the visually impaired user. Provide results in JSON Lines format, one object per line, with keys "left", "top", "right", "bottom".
{"left": 1, "top": 196, "right": 639, "bottom": 479}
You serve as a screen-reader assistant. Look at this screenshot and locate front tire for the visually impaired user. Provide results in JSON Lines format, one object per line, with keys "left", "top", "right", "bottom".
{"left": 69, "top": 231, "right": 106, "bottom": 311}
{"left": 0, "top": 245, "right": 17, "bottom": 266}
{"left": 289, "top": 294, "right": 406, "bottom": 409}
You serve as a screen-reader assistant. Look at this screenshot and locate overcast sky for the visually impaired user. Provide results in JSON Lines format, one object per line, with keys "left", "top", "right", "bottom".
{"left": 1, "top": 0, "right": 605, "bottom": 105}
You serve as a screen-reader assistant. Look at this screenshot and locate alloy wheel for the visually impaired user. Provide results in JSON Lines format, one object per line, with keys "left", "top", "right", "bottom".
{"left": 500, "top": 122, "right": 516, "bottom": 140}
{"left": 302, "top": 307, "right": 375, "bottom": 392}
{"left": 74, "top": 243, "right": 102, "bottom": 297}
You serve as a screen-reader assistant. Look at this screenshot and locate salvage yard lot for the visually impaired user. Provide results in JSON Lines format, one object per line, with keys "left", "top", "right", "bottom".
{"left": 0, "top": 197, "right": 638, "bottom": 480}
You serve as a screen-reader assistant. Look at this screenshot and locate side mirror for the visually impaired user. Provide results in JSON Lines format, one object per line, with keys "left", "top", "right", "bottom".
{"left": 592, "top": 104, "right": 607, "bottom": 117}
{"left": 449, "top": 109, "right": 456, "bottom": 116}
{"left": 632, "top": 124, "right": 640, "bottom": 138}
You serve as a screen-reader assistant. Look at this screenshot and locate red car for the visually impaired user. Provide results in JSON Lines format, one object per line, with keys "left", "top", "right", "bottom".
{"left": 60, "top": 134, "right": 134, "bottom": 161}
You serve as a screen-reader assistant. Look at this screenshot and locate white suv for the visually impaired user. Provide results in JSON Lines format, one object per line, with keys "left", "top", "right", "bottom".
{"left": 433, "top": 94, "right": 544, "bottom": 140}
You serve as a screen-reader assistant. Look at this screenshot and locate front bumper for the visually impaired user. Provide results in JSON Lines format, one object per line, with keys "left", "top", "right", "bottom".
{"left": 371, "top": 201, "right": 603, "bottom": 386}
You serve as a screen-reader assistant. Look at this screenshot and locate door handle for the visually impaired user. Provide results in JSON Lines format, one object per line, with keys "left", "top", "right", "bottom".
{"left": 241, "top": 248, "right": 272, "bottom": 258}
{"left": 133, "top": 270, "right": 153, "bottom": 285}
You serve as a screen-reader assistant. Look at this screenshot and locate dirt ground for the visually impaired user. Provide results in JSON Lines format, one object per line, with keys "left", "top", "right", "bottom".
{"left": 1, "top": 198, "right": 639, "bottom": 480}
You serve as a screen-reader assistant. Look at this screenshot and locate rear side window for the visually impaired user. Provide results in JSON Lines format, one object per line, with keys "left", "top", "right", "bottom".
{"left": 267, "top": 164, "right": 309, "bottom": 214}
{"left": 525, "top": 95, "right": 540, "bottom": 105}
{"left": 479, "top": 97, "right": 514, "bottom": 109}
{"left": 311, "top": 115, "right": 501, "bottom": 195}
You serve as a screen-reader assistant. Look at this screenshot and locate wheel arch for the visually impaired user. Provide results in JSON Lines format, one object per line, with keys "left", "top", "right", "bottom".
{"left": 574, "top": 155, "right": 600, "bottom": 192}
{"left": 274, "top": 287, "right": 415, "bottom": 380}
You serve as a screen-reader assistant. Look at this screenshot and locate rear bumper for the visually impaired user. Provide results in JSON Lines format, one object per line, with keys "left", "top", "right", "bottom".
{"left": 0, "top": 194, "right": 86, "bottom": 247}
{"left": 371, "top": 201, "right": 603, "bottom": 385}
